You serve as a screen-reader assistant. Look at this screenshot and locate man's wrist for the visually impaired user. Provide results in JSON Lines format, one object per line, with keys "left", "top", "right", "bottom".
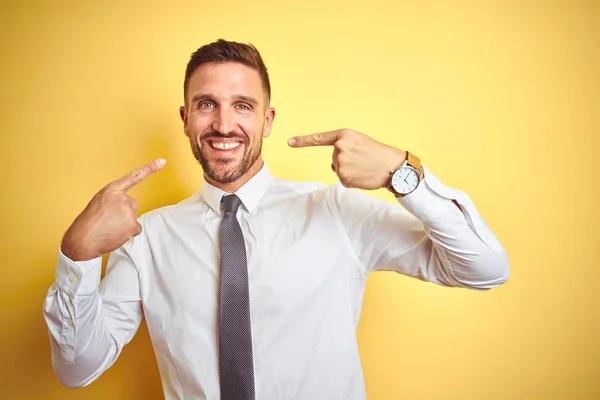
{"left": 61, "top": 236, "right": 98, "bottom": 262}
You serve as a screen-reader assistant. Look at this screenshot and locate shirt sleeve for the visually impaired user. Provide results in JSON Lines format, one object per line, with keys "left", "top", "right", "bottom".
{"left": 331, "top": 166, "right": 510, "bottom": 290}
{"left": 42, "top": 223, "right": 146, "bottom": 388}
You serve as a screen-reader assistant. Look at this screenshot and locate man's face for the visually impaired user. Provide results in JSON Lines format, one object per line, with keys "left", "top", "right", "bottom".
{"left": 180, "top": 62, "right": 275, "bottom": 185}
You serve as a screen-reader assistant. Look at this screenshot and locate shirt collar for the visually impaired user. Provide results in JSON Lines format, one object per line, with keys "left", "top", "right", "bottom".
{"left": 201, "top": 162, "right": 273, "bottom": 215}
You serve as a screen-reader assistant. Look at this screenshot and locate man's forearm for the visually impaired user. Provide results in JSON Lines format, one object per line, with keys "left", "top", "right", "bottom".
{"left": 43, "top": 250, "right": 123, "bottom": 387}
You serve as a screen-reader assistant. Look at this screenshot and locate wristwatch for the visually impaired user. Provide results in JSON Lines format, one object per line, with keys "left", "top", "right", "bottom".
{"left": 386, "top": 151, "right": 423, "bottom": 197}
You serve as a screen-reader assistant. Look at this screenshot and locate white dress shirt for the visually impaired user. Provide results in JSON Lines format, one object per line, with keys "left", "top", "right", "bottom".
{"left": 43, "top": 163, "right": 509, "bottom": 399}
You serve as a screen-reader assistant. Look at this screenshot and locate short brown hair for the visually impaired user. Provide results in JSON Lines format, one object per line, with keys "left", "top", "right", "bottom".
{"left": 183, "top": 39, "right": 271, "bottom": 105}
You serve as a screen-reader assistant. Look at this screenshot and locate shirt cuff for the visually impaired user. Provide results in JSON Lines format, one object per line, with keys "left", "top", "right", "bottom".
{"left": 55, "top": 248, "right": 102, "bottom": 297}
{"left": 396, "top": 166, "right": 455, "bottom": 223}
{"left": 397, "top": 166, "right": 506, "bottom": 256}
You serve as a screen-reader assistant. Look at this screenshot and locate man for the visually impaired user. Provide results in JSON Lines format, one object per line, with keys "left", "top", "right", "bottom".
{"left": 43, "top": 39, "right": 509, "bottom": 399}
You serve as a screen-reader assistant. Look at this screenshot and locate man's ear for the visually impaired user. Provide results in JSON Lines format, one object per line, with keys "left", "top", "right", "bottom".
{"left": 263, "top": 107, "right": 276, "bottom": 138}
{"left": 179, "top": 106, "right": 189, "bottom": 137}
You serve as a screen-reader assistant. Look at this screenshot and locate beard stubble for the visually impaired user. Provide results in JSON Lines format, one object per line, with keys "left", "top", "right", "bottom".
{"left": 191, "top": 129, "right": 263, "bottom": 184}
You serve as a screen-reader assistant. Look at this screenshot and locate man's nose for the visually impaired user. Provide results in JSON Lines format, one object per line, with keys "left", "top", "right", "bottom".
{"left": 212, "top": 107, "right": 235, "bottom": 135}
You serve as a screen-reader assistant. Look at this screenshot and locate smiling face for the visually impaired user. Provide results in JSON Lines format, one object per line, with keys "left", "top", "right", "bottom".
{"left": 180, "top": 62, "right": 275, "bottom": 190}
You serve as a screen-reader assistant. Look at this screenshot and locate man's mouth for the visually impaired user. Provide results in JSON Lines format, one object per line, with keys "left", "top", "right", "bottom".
{"left": 209, "top": 141, "right": 242, "bottom": 150}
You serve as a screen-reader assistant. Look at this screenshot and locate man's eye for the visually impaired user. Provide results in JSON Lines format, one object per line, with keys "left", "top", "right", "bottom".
{"left": 236, "top": 104, "right": 250, "bottom": 110}
{"left": 199, "top": 102, "right": 215, "bottom": 109}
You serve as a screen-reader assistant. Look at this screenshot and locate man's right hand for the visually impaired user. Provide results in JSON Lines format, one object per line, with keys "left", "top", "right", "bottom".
{"left": 60, "top": 158, "right": 167, "bottom": 261}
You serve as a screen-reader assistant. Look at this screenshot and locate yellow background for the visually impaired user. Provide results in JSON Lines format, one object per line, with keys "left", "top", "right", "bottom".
{"left": 1, "top": 0, "right": 598, "bottom": 399}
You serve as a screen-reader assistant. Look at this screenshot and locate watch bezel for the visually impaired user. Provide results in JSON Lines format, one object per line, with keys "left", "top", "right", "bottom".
{"left": 389, "top": 165, "right": 421, "bottom": 196}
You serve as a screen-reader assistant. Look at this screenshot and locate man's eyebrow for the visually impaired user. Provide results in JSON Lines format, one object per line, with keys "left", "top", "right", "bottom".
{"left": 190, "top": 93, "right": 214, "bottom": 104}
{"left": 232, "top": 95, "right": 259, "bottom": 107}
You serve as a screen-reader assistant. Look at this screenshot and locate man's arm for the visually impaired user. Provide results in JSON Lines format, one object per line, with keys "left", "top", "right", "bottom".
{"left": 43, "top": 244, "right": 144, "bottom": 387}
{"left": 43, "top": 158, "right": 165, "bottom": 387}
{"left": 289, "top": 129, "right": 509, "bottom": 288}
{"left": 331, "top": 167, "right": 509, "bottom": 289}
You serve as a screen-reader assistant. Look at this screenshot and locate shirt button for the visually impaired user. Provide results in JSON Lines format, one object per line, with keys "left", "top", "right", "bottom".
{"left": 69, "top": 275, "right": 78, "bottom": 283}
{"left": 67, "top": 319, "right": 74, "bottom": 327}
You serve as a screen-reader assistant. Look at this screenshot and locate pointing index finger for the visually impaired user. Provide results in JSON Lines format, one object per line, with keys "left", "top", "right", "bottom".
{"left": 111, "top": 158, "right": 166, "bottom": 192}
{"left": 288, "top": 130, "right": 341, "bottom": 148}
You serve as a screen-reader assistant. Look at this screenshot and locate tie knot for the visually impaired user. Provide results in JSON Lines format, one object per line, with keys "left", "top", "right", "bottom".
{"left": 222, "top": 194, "right": 242, "bottom": 214}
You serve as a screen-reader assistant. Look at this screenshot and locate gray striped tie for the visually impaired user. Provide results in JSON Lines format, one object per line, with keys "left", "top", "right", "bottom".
{"left": 219, "top": 194, "right": 255, "bottom": 400}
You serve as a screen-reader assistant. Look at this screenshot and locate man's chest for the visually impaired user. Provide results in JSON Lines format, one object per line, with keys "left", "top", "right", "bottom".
{"left": 139, "top": 207, "right": 359, "bottom": 324}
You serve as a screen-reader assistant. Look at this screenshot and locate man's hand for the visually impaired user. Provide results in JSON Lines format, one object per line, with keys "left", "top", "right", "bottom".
{"left": 288, "top": 129, "right": 406, "bottom": 190}
{"left": 60, "top": 158, "right": 166, "bottom": 261}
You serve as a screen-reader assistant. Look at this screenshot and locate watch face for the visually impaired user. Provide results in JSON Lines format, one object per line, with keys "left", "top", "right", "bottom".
{"left": 391, "top": 167, "right": 420, "bottom": 195}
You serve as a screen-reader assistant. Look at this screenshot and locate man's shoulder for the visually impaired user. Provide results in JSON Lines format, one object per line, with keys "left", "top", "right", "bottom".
{"left": 270, "top": 176, "right": 337, "bottom": 196}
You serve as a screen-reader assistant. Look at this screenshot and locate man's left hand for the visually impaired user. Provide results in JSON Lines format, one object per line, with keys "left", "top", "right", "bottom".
{"left": 288, "top": 129, "right": 406, "bottom": 190}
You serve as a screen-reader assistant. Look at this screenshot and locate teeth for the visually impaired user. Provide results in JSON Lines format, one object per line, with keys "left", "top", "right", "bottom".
{"left": 211, "top": 142, "right": 241, "bottom": 150}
